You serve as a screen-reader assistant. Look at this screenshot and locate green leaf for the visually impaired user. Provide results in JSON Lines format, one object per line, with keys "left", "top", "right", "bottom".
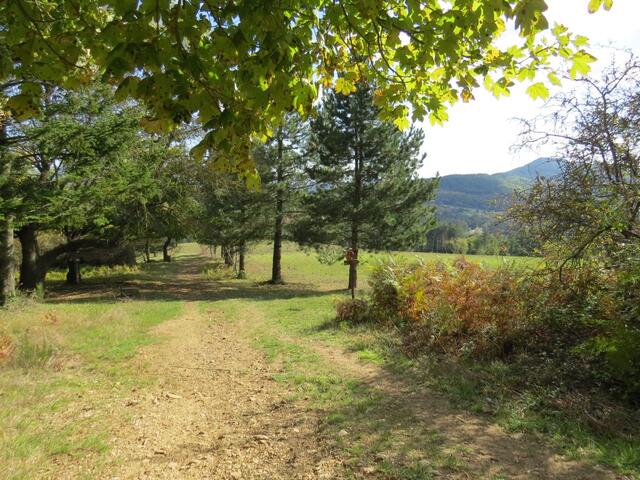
{"left": 114, "top": 76, "right": 139, "bottom": 101}
{"left": 588, "top": 0, "right": 603, "bottom": 13}
{"left": 547, "top": 72, "right": 562, "bottom": 86}
{"left": 526, "top": 82, "right": 549, "bottom": 100}
{"left": 573, "top": 35, "right": 589, "bottom": 47}
{"left": 7, "top": 94, "right": 40, "bottom": 121}
{"left": 570, "top": 51, "right": 597, "bottom": 79}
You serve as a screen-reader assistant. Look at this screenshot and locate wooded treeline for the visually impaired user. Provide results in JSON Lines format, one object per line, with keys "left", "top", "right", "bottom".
{"left": 0, "top": 83, "right": 437, "bottom": 302}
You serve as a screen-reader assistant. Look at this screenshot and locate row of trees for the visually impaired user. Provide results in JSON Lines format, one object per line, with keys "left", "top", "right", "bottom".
{"left": 1, "top": 0, "right": 606, "bottom": 303}
{"left": 0, "top": 82, "right": 437, "bottom": 302}
{"left": 0, "top": 83, "right": 199, "bottom": 301}
{"left": 195, "top": 86, "right": 437, "bottom": 287}
{"left": 420, "top": 223, "right": 538, "bottom": 256}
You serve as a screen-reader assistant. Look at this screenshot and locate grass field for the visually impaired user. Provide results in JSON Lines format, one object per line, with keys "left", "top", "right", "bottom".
{"left": 239, "top": 241, "right": 540, "bottom": 289}
{"left": 1, "top": 243, "right": 636, "bottom": 479}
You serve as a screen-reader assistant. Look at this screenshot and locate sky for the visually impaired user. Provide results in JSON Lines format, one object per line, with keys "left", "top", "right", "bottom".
{"left": 419, "top": 1, "right": 640, "bottom": 178}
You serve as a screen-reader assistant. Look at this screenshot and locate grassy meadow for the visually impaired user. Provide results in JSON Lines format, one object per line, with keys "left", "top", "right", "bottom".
{"left": 238, "top": 241, "right": 540, "bottom": 288}
{"left": 1, "top": 243, "right": 637, "bottom": 479}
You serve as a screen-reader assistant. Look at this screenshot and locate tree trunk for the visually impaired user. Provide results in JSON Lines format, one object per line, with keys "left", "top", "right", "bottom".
{"left": 17, "top": 225, "right": 42, "bottom": 291}
{"left": 162, "top": 237, "right": 172, "bottom": 262}
{"left": 144, "top": 239, "right": 151, "bottom": 262}
{"left": 271, "top": 127, "right": 285, "bottom": 284}
{"left": 66, "top": 258, "right": 81, "bottom": 284}
{"left": 0, "top": 213, "right": 15, "bottom": 305}
{"left": 237, "top": 242, "right": 246, "bottom": 279}
{"left": 222, "top": 245, "right": 234, "bottom": 267}
{"left": 348, "top": 125, "right": 362, "bottom": 294}
{"left": 0, "top": 121, "right": 15, "bottom": 304}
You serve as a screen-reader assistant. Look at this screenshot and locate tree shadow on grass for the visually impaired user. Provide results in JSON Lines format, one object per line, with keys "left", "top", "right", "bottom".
{"left": 285, "top": 326, "right": 617, "bottom": 480}
{"left": 313, "top": 371, "right": 614, "bottom": 479}
{"left": 44, "top": 254, "right": 348, "bottom": 305}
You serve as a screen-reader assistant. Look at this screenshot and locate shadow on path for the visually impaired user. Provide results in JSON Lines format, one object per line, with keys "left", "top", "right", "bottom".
{"left": 46, "top": 253, "right": 346, "bottom": 305}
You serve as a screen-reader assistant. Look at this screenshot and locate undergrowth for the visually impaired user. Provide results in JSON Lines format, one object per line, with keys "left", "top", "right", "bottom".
{"left": 332, "top": 257, "right": 640, "bottom": 476}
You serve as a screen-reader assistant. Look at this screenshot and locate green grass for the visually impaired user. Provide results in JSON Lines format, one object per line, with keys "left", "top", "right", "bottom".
{"left": 228, "top": 242, "right": 639, "bottom": 478}
{"left": 2, "top": 242, "right": 636, "bottom": 479}
{"left": 241, "top": 241, "right": 539, "bottom": 289}
{"left": 0, "top": 261, "right": 184, "bottom": 479}
{"left": 46, "top": 264, "right": 140, "bottom": 283}
{"left": 208, "top": 288, "right": 477, "bottom": 478}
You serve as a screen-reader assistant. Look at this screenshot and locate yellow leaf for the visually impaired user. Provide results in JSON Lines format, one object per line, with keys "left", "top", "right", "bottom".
{"left": 245, "top": 169, "right": 261, "bottom": 191}
{"left": 334, "top": 77, "right": 356, "bottom": 96}
{"left": 526, "top": 82, "right": 549, "bottom": 101}
{"left": 393, "top": 115, "right": 410, "bottom": 131}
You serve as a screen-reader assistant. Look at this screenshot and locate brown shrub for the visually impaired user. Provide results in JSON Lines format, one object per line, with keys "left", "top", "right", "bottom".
{"left": 393, "top": 258, "right": 527, "bottom": 358}
{"left": 0, "top": 332, "right": 14, "bottom": 362}
{"left": 335, "top": 298, "right": 371, "bottom": 325}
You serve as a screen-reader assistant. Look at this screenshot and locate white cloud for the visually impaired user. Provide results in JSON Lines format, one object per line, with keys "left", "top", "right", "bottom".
{"left": 419, "top": 0, "right": 640, "bottom": 178}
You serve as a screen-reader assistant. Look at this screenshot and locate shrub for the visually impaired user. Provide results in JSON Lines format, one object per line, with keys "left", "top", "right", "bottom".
{"left": 0, "top": 332, "right": 14, "bottom": 362}
{"left": 2, "top": 333, "right": 57, "bottom": 369}
{"left": 363, "top": 256, "right": 640, "bottom": 402}
{"left": 393, "top": 258, "right": 527, "bottom": 358}
{"left": 202, "top": 262, "right": 233, "bottom": 280}
{"left": 335, "top": 298, "right": 371, "bottom": 325}
{"left": 368, "top": 257, "right": 410, "bottom": 322}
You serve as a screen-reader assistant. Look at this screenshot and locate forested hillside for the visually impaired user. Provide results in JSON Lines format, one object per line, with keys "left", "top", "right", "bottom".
{"left": 434, "top": 157, "right": 562, "bottom": 227}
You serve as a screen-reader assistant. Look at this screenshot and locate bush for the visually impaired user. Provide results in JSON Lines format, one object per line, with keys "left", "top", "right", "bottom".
{"left": 202, "top": 262, "right": 233, "bottom": 280}
{"left": 363, "top": 256, "right": 640, "bottom": 402}
{"left": 0, "top": 332, "right": 57, "bottom": 370}
{"left": 335, "top": 298, "right": 371, "bottom": 325}
{"left": 395, "top": 258, "right": 527, "bottom": 358}
{"left": 368, "top": 257, "right": 411, "bottom": 322}
{"left": 0, "top": 331, "right": 14, "bottom": 362}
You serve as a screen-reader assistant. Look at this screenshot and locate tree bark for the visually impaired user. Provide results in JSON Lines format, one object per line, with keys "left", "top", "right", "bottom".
{"left": 348, "top": 124, "right": 362, "bottom": 293}
{"left": 18, "top": 233, "right": 112, "bottom": 292}
{"left": 0, "top": 120, "right": 15, "bottom": 304}
{"left": 17, "top": 225, "right": 41, "bottom": 291}
{"left": 162, "top": 237, "right": 172, "bottom": 262}
{"left": 237, "top": 242, "right": 246, "bottom": 279}
{"left": 271, "top": 126, "right": 285, "bottom": 284}
{"left": 144, "top": 239, "right": 151, "bottom": 262}
{"left": 0, "top": 213, "right": 15, "bottom": 304}
{"left": 222, "top": 245, "right": 234, "bottom": 267}
{"left": 66, "top": 258, "right": 81, "bottom": 284}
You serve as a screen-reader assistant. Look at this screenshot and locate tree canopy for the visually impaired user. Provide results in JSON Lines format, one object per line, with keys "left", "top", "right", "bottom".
{"left": 510, "top": 55, "right": 640, "bottom": 268}
{"left": 1, "top": 0, "right": 607, "bottom": 175}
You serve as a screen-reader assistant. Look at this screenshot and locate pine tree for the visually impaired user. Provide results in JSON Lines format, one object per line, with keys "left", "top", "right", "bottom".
{"left": 293, "top": 86, "right": 437, "bottom": 292}
{"left": 253, "top": 114, "right": 307, "bottom": 284}
{"left": 197, "top": 171, "right": 271, "bottom": 278}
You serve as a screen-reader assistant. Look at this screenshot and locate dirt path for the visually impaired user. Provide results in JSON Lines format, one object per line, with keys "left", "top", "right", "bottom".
{"left": 105, "top": 303, "right": 343, "bottom": 480}
{"left": 291, "top": 336, "right": 616, "bottom": 480}
{"left": 99, "top": 255, "right": 618, "bottom": 480}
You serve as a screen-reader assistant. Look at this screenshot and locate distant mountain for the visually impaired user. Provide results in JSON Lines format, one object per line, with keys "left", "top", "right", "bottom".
{"left": 433, "top": 158, "right": 562, "bottom": 228}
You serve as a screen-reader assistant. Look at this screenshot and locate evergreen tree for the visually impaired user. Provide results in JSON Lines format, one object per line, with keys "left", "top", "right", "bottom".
{"left": 7, "top": 85, "right": 142, "bottom": 290}
{"left": 253, "top": 114, "right": 307, "bottom": 284}
{"left": 197, "top": 171, "right": 271, "bottom": 278}
{"left": 293, "top": 86, "right": 437, "bottom": 291}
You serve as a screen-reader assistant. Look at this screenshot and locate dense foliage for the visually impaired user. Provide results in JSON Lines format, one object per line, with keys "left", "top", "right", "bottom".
{"left": 344, "top": 257, "right": 639, "bottom": 401}
{"left": 1, "top": 0, "right": 604, "bottom": 173}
